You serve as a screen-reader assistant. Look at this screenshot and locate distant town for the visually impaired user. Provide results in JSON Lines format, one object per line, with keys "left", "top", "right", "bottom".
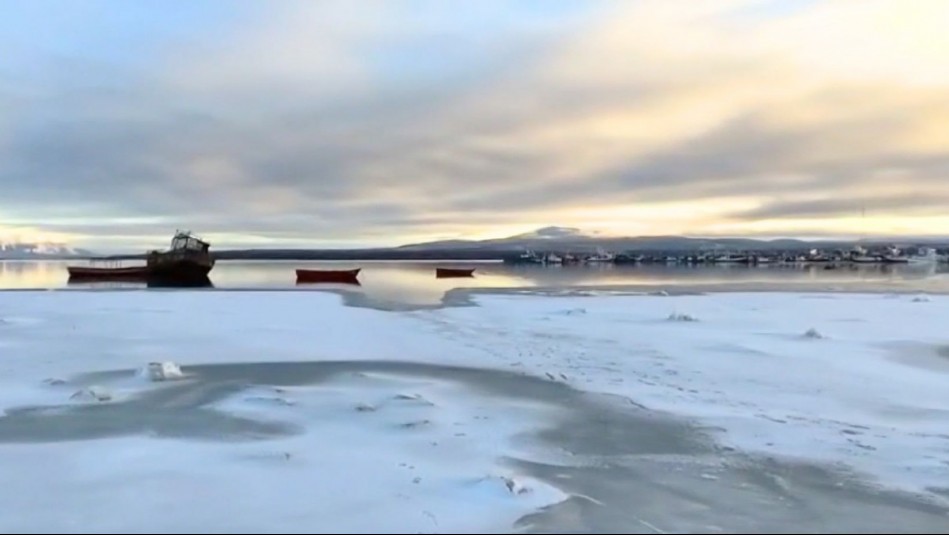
{"left": 502, "top": 244, "right": 948, "bottom": 266}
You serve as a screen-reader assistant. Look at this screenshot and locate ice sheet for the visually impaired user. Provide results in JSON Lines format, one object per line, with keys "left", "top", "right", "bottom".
{"left": 2, "top": 290, "right": 949, "bottom": 532}
{"left": 428, "top": 291, "right": 949, "bottom": 497}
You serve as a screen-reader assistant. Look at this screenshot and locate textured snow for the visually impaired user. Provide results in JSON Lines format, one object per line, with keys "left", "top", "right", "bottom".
{"left": 139, "top": 361, "right": 185, "bottom": 382}
{"left": 1, "top": 374, "right": 563, "bottom": 533}
{"left": 1, "top": 290, "right": 949, "bottom": 532}
{"left": 429, "top": 292, "right": 949, "bottom": 499}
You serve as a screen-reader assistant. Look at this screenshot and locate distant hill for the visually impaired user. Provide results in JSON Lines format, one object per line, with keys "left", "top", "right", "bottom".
{"left": 398, "top": 226, "right": 829, "bottom": 253}
{"left": 0, "top": 242, "right": 94, "bottom": 260}
{"left": 397, "top": 226, "right": 596, "bottom": 251}
{"left": 97, "top": 227, "right": 949, "bottom": 261}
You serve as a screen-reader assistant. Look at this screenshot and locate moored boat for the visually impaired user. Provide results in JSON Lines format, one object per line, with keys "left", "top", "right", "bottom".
{"left": 584, "top": 248, "right": 615, "bottom": 263}
{"left": 850, "top": 246, "right": 879, "bottom": 264}
{"left": 296, "top": 268, "right": 361, "bottom": 284}
{"left": 908, "top": 247, "right": 938, "bottom": 264}
{"left": 66, "top": 230, "right": 214, "bottom": 286}
{"left": 435, "top": 267, "right": 475, "bottom": 278}
{"left": 66, "top": 265, "right": 149, "bottom": 280}
{"left": 712, "top": 254, "right": 748, "bottom": 264}
{"left": 146, "top": 231, "right": 215, "bottom": 283}
{"left": 613, "top": 253, "right": 642, "bottom": 264}
{"left": 881, "top": 256, "right": 909, "bottom": 264}
{"left": 503, "top": 250, "right": 544, "bottom": 265}
{"left": 881, "top": 246, "right": 909, "bottom": 264}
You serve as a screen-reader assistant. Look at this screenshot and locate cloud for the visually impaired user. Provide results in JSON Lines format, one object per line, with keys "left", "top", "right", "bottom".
{"left": 2, "top": 0, "right": 949, "bottom": 248}
{"left": 731, "top": 193, "right": 949, "bottom": 221}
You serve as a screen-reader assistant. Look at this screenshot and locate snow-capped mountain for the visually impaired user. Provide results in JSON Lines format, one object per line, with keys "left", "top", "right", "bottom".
{"left": 506, "top": 226, "right": 598, "bottom": 240}
{"left": 394, "top": 226, "right": 824, "bottom": 253}
{"left": 0, "top": 242, "right": 93, "bottom": 259}
{"left": 396, "top": 226, "right": 618, "bottom": 252}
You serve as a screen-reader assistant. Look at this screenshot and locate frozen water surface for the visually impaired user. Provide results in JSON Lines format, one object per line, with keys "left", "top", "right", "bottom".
{"left": 1, "top": 290, "right": 948, "bottom": 533}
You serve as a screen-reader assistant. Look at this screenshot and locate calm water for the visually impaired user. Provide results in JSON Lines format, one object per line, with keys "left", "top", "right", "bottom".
{"left": 3, "top": 260, "right": 949, "bottom": 307}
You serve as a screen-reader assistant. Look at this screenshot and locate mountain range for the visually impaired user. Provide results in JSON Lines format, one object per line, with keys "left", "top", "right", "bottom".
{"left": 204, "top": 226, "right": 947, "bottom": 261}
{"left": 19, "top": 227, "right": 949, "bottom": 262}
{"left": 395, "top": 226, "right": 828, "bottom": 253}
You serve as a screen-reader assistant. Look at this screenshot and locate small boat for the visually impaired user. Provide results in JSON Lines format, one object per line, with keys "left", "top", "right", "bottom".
{"left": 713, "top": 254, "right": 748, "bottom": 264}
{"left": 908, "top": 247, "right": 938, "bottom": 265}
{"left": 503, "top": 250, "right": 544, "bottom": 265}
{"left": 881, "top": 246, "right": 909, "bottom": 264}
{"left": 850, "top": 246, "right": 880, "bottom": 264}
{"left": 296, "top": 268, "right": 361, "bottom": 284}
{"left": 435, "top": 267, "right": 475, "bottom": 278}
{"left": 584, "top": 248, "right": 615, "bottom": 263}
{"left": 66, "top": 230, "right": 214, "bottom": 286}
{"left": 147, "top": 231, "right": 215, "bottom": 283}
{"left": 613, "top": 253, "right": 643, "bottom": 265}
{"left": 67, "top": 265, "right": 149, "bottom": 280}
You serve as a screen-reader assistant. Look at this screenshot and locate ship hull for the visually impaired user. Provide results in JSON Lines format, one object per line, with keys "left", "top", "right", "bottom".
{"left": 296, "top": 268, "right": 361, "bottom": 284}
{"left": 68, "top": 262, "right": 212, "bottom": 285}
{"left": 147, "top": 260, "right": 214, "bottom": 284}
{"left": 67, "top": 266, "right": 149, "bottom": 281}
{"left": 435, "top": 268, "right": 475, "bottom": 278}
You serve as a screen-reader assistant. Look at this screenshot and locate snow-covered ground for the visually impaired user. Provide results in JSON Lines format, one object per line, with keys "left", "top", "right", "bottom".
{"left": 428, "top": 291, "right": 949, "bottom": 497}
{"left": 1, "top": 290, "right": 948, "bottom": 533}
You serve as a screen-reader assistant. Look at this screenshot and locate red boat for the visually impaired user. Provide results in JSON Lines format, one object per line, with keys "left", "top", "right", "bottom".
{"left": 435, "top": 267, "right": 476, "bottom": 278}
{"left": 67, "top": 266, "right": 149, "bottom": 281}
{"left": 296, "top": 268, "right": 361, "bottom": 284}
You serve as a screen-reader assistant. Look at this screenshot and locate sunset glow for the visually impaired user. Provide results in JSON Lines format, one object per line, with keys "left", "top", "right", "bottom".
{"left": 2, "top": 0, "right": 948, "bottom": 250}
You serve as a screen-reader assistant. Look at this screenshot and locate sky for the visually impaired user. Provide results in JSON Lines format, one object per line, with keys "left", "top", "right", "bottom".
{"left": 2, "top": 0, "right": 949, "bottom": 251}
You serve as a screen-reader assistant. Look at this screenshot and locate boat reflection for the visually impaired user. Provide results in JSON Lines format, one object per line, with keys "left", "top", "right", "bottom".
{"left": 3, "top": 260, "right": 949, "bottom": 309}
{"left": 65, "top": 276, "right": 215, "bottom": 289}
{"left": 296, "top": 281, "right": 362, "bottom": 287}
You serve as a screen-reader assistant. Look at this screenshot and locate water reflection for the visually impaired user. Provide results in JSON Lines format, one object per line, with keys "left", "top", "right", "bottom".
{"left": 61, "top": 279, "right": 215, "bottom": 290}
{"left": 2, "top": 260, "right": 949, "bottom": 306}
{"left": 0, "top": 261, "right": 66, "bottom": 288}
{"left": 296, "top": 281, "right": 362, "bottom": 287}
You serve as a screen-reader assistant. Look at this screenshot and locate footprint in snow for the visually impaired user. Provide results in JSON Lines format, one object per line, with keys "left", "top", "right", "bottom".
{"left": 802, "top": 328, "right": 825, "bottom": 339}
{"left": 244, "top": 396, "right": 295, "bottom": 407}
{"left": 392, "top": 393, "right": 435, "bottom": 406}
{"left": 398, "top": 419, "right": 432, "bottom": 429}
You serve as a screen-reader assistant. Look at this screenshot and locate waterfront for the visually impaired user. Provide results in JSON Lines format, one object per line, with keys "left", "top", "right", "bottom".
{"left": 3, "top": 260, "right": 949, "bottom": 306}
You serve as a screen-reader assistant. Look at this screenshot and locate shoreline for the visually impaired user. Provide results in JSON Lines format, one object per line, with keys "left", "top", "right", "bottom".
{"left": 0, "top": 282, "right": 943, "bottom": 312}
